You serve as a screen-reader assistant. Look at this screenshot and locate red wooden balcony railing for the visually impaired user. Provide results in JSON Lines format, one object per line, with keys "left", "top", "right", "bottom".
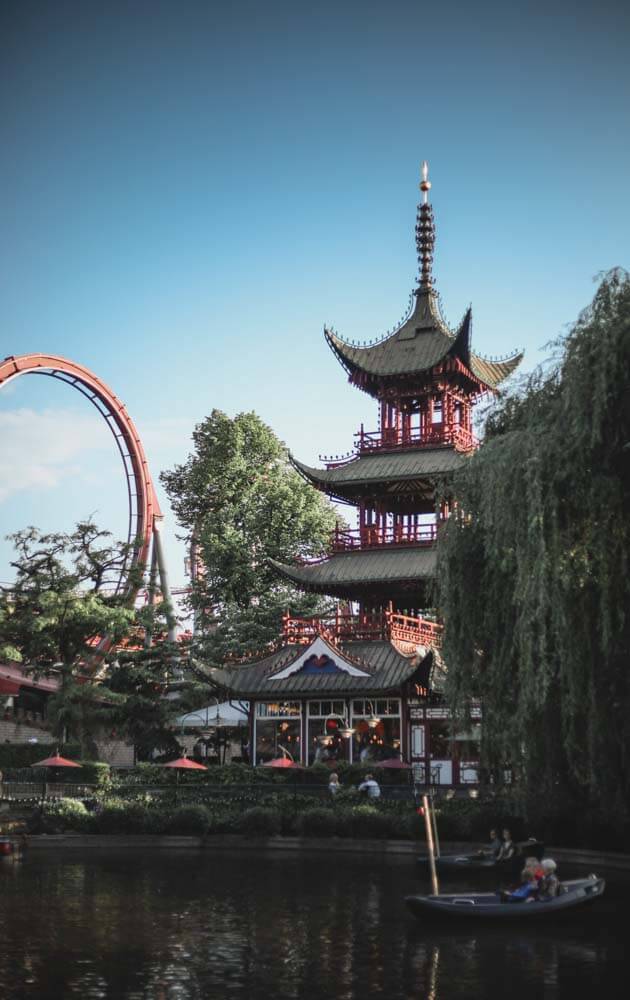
{"left": 388, "top": 610, "right": 443, "bottom": 649}
{"left": 356, "top": 423, "right": 477, "bottom": 455}
{"left": 281, "top": 609, "right": 443, "bottom": 649}
{"left": 331, "top": 523, "right": 437, "bottom": 553}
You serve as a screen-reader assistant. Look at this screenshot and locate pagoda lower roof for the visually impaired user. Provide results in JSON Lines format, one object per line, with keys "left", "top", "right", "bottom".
{"left": 291, "top": 447, "right": 468, "bottom": 498}
{"left": 269, "top": 546, "right": 436, "bottom": 597}
{"left": 225, "top": 639, "right": 431, "bottom": 697}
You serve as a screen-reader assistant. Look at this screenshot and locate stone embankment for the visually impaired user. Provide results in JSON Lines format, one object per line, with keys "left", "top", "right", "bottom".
{"left": 22, "top": 834, "right": 630, "bottom": 871}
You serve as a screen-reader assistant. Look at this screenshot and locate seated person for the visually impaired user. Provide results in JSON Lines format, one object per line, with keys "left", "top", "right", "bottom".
{"left": 538, "top": 859, "right": 560, "bottom": 900}
{"left": 357, "top": 774, "right": 381, "bottom": 799}
{"left": 499, "top": 856, "right": 543, "bottom": 903}
{"left": 496, "top": 827, "right": 515, "bottom": 861}
{"left": 488, "top": 827, "right": 503, "bottom": 859}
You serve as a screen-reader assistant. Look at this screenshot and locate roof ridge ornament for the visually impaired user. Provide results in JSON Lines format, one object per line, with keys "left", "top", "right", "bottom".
{"left": 415, "top": 161, "right": 436, "bottom": 292}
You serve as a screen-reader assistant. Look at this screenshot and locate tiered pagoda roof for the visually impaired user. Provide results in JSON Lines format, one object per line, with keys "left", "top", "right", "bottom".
{"left": 269, "top": 546, "right": 436, "bottom": 602}
{"left": 325, "top": 291, "right": 522, "bottom": 398}
{"left": 222, "top": 620, "right": 442, "bottom": 697}
{"left": 291, "top": 447, "right": 468, "bottom": 504}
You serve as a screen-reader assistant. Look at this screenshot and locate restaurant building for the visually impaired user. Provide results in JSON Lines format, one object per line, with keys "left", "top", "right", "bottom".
{"left": 223, "top": 165, "right": 521, "bottom": 785}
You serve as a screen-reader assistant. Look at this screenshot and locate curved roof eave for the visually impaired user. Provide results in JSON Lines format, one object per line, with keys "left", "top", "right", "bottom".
{"left": 470, "top": 350, "right": 524, "bottom": 389}
{"left": 268, "top": 547, "right": 437, "bottom": 595}
{"left": 289, "top": 449, "right": 469, "bottom": 493}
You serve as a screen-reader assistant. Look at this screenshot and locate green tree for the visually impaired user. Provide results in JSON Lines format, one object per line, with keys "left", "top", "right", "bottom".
{"left": 99, "top": 631, "right": 182, "bottom": 761}
{"left": 0, "top": 522, "right": 190, "bottom": 758}
{"left": 436, "top": 270, "right": 630, "bottom": 827}
{"left": 0, "top": 523, "right": 136, "bottom": 754}
{"left": 161, "top": 409, "right": 341, "bottom": 662}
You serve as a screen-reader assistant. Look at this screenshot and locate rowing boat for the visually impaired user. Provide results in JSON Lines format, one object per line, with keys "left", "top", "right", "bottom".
{"left": 417, "top": 839, "right": 545, "bottom": 872}
{"left": 405, "top": 875, "right": 605, "bottom": 919}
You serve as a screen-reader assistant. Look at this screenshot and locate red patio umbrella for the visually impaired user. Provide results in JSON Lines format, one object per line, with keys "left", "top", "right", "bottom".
{"left": 162, "top": 756, "right": 208, "bottom": 771}
{"left": 374, "top": 758, "right": 412, "bottom": 769}
{"left": 31, "top": 748, "right": 81, "bottom": 800}
{"left": 31, "top": 752, "right": 82, "bottom": 769}
{"left": 261, "top": 757, "right": 302, "bottom": 768}
{"left": 162, "top": 754, "right": 207, "bottom": 802}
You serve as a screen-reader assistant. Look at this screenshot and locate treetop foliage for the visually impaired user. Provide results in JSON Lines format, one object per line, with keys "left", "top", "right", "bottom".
{"left": 161, "top": 409, "right": 340, "bottom": 662}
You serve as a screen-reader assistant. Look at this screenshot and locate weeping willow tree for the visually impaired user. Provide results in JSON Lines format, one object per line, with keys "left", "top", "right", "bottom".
{"left": 437, "top": 270, "right": 630, "bottom": 826}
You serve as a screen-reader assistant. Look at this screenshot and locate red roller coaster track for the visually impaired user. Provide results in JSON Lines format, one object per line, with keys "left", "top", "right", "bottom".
{"left": 0, "top": 354, "right": 169, "bottom": 618}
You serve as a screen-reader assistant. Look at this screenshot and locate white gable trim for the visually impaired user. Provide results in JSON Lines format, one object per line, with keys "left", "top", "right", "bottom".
{"left": 270, "top": 636, "right": 371, "bottom": 679}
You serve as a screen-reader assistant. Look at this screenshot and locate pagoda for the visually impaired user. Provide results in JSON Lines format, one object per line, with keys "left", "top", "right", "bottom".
{"left": 225, "top": 165, "right": 522, "bottom": 784}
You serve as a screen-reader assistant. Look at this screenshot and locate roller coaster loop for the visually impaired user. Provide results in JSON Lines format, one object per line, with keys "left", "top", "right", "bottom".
{"left": 0, "top": 353, "right": 176, "bottom": 642}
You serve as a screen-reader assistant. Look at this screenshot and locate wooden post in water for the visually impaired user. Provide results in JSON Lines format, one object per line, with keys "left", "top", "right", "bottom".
{"left": 422, "top": 793, "right": 439, "bottom": 895}
{"left": 430, "top": 791, "right": 441, "bottom": 858}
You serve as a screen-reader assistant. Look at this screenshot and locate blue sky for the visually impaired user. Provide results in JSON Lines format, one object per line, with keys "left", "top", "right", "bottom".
{"left": 1, "top": 0, "right": 628, "bottom": 586}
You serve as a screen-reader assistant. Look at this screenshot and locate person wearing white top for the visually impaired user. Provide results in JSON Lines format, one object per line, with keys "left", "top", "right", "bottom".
{"left": 357, "top": 774, "right": 381, "bottom": 799}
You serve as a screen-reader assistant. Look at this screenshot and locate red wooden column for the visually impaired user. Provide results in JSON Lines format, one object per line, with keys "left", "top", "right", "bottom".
{"left": 444, "top": 391, "right": 454, "bottom": 442}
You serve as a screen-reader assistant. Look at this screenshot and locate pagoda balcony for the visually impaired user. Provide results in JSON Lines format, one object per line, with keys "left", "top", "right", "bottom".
{"left": 357, "top": 424, "right": 477, "bottom": 455}
{"left": 330, "top": 523, "right": 437, "bottom": 553}
{"left": 282, "top": 609, "right": 443, "bottom": 649}
{"left": 319, "top": 424, "right": 477, "bottom": 469}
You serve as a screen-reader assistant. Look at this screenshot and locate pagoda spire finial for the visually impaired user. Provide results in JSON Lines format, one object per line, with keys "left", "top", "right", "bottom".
{"left": 415, "top": 160, "right": 436, "bottom": 291}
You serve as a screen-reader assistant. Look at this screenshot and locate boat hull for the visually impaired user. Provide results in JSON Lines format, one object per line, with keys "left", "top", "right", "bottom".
{"left": 417, "top": 853, "right": 501, "bottom": 871}
{"left": 405, "top": 877, "right": 606, "bottom": 919}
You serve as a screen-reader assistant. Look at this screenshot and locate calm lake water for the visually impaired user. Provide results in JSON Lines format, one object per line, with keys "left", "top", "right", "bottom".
{"left": 0, "top": 848, "right": 624, "bottom": 999}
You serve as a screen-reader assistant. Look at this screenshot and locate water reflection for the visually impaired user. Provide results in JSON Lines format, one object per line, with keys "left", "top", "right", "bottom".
{"left": 0, "top": 851, "right": 623, "bottom": 999}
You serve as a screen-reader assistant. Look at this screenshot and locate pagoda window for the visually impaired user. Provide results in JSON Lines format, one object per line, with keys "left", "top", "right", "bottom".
{"left": 255, "top": 702, "right": 301, "bottom": 718}
{"left": 453, "top": 400, "right": 462, "bottom": 425}
{"left": 431, "top": 398, "right": 442, "bottom": 425}
{"left": 350, "top": 698, "right": 401, "bottom": 764}
{"left": 307, "top": 700, "right": 350, "bottom": 765}
{"left": 254, "top": 701, "right": 302, "bottom": 765}
{"left": 429, "top": 720, "right": 451, "bottom": 758}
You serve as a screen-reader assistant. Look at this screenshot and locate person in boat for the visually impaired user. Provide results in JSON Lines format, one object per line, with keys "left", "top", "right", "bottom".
{"left": 496, "top": 828, "right": 515, "bottom": 861}
{"left": 489, "top": 828, "right": 503, "bottom": 859}
{"left": 538, "top": 859, "right": 560, "bottom": 900}
{"left": 499, "top": 857, "right": 544, "bottom": 903}
{"left": 499, "top": 857, "right": 542, "bottom": 903}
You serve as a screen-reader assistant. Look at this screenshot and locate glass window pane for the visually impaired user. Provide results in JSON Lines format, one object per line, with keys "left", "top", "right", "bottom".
{"left": 255, "top": 702, "right": 301, "bottom": 719}
{"left": 307, "top": 719, "right": 350, "bottom": 765}
{"left": 255, "top": 718, "right": 301, "bottom": 763}
{"left": 352, "top": 717, "right": 401, "bottom": 763}
{"left": 429, "top": 721, "right": 451, "bottom": 758}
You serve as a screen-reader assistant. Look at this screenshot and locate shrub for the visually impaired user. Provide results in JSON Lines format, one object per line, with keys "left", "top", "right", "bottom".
{"left": 434, "top": 798, "right": 520, "bottom": 842}
{"left": 349, "top": 805, "right": 392, "bottom": 839}
{"left": 35, "top": 798, "right": 92, "bottom": 834}
{"left": 94, "top": 799, "right": 153, "bottom": 834}
{"left": 333, "top": 787, "right": 360, "bottom": 805}
{"left": 296, "top": 807, "right": 337, "bottom": 838}
{"left": 78, "top": 761, "right": 111, "bottom": 791}
{"left": 237, "top": 806, "right": 281, "bottom": 836}
{"left": 206, "top": 804, "right": 240, "bottom": 834}
{"left": 167, "top": 805, "right": 211, "bottom": 836}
